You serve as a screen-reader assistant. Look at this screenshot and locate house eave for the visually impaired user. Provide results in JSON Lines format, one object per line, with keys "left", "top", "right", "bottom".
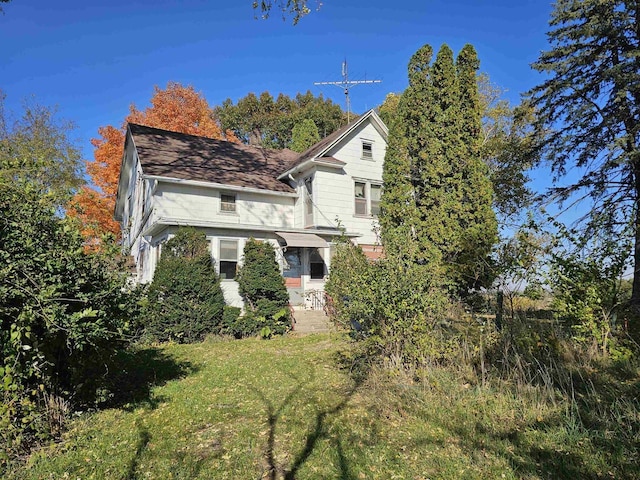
{"left": 142, "top": 175, "right": 298, "bottom": 198}
{"left": 114, "top": 126, "right": 135, "bottom": 222}
{"left": 277, "top": 109, "right": 387, "bottom": 180}
{"left": 141, "top": 216, "right": 360, "bottom": 239}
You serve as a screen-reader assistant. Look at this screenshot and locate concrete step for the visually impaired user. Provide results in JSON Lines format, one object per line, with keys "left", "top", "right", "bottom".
{"left": 292, "top": 309, "right": 331, "bottom": 334}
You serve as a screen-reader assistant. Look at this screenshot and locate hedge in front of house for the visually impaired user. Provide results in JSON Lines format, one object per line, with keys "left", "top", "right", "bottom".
{"left": 235, "top": 238, "right": 290, "bottom": 338}
{"left": 145, "top": 228, "right": 224, "bottom": 343}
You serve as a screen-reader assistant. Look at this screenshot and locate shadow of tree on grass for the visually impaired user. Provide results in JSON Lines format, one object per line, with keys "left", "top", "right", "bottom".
{"left": 100, "top": 347, "right": 198, "bottom": 411}
{"left": 249, "top": 368, "right": 363, "bottom": 480}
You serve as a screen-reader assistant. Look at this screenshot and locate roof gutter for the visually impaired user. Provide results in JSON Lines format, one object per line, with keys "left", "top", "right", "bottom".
{"left": 141, "top": 175, "right": 298, "bottom": 198}
{"left": 141, "top": 216, "right": 360, "bottom": 239}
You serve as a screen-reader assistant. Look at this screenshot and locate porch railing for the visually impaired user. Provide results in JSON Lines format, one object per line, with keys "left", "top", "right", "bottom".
{"left": 304, "top": 289, "right": 325, "bottom": 311}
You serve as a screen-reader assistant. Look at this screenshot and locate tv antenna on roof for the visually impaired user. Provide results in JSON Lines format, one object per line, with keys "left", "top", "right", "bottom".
{"left": 314, "top": 59, "right": 382, "bottom": 122}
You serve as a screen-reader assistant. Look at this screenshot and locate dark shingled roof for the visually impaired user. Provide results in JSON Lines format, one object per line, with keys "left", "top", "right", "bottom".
{"left": 282, "top": 118, "right": 357, "bottom": 174}
{"left": 129, "top": 123, "right": 299, "bottom": 193}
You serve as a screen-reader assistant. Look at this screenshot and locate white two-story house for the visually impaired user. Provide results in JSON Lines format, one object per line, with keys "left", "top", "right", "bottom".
{"left": 114, "top": 109, "right": 388, "bottom": 308}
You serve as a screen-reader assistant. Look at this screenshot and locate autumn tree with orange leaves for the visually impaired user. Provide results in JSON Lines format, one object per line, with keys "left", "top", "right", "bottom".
{"left": 69, "top": 82, "right": 234, "bottom": 242}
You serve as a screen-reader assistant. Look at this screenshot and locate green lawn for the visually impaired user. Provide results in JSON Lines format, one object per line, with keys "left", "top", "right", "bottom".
{"left": 7, "top": 333, "right": 639, "bottom": 479}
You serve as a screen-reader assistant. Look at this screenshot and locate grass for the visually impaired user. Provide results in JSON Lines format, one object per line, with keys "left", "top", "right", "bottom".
{"left": 6, "top": 333, "right": 639, "bottom": 479}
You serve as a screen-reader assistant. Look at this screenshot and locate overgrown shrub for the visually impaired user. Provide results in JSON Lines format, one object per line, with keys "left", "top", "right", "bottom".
{"left": 1, "top": 184, "right": 134, "bottom": 463}
{"left": 326, "top": 238, "right": 452, "bottom": 366}
{"left": 547, "top": 225, "right": 633, "bottom": 360}
{"left": 145, "top": 228, "right": 225, "bottom": 343}
{"left": 236, "top": 238, "right": 290, "bottom": 337}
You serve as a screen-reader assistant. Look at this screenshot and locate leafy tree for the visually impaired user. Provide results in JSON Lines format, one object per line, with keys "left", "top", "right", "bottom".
{"left": 145, "top": 228, "right": 225, "bottom": 343}
{"left": 1, "top": 183, "right": 134, "bottom": 460}
{"left": 377, "top": 92, "right": 401, "bottom": 130}
{"left": 0, "top": 93, "right": 83, "bottom": 208}
{"left": 289, "top": 118, "right": 320, "bottom": 152}
{"left": 216, "top": 90, "right": 345, "bottom": 148}
{"left": 478, "top": 75, "right": 538, "bottom": 222}
{"left": 527, "top": 0, "right": 640, "bottom": 319}
{"left": 325, "top": 238, "right": 450, "bottom": 365}
{"left": 381, "top": 43, "right": 497, "bottom": 292}
{"left": 68, "top": 82, "right": 233, "bottom": 242}
{"left": 252, "top": 0, "right": 320, "bottom": 24}
{"left": 236, "top": 239, "right": 290, "bottom": 337}
{"left": 324, "top": 236, "right": 371, "bottom": 328}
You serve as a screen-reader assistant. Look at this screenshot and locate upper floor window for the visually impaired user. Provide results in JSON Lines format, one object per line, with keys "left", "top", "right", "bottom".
{"left": 221, "top": 193, "right": 237, "bottom": 213}
{"left": 354, "top": 180, "right": 382, "bottom": 217}
{"left": 354, "top": 182, "right": 367, "bottom": 215}
{"left": 304, "top": 176, "right": 314, "bottom": 218}
{"left": 371, "top": 184, "right": 382, "bottom": 216}
{"left": 362, "top": 141, "right": 373, "bottom": 159}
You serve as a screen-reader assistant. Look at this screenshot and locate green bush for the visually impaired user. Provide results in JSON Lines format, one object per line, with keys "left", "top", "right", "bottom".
{"left": 326, "top": 238, "right": 452, "bottom": 366}
{"left": 324, "top": 236, "right": 370, "bottom": 328}
{"left": 145, "top": 228, "right": 225, "bottom": 343}
{"left": 1, "top": 184, "right": 134, "bottom": 462}
{"left": 235, "top": 238, "right": 290, "bottom": 337}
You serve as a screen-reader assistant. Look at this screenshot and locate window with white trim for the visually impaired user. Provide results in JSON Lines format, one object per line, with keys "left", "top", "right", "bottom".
{"left": 219, "top": 239, "right": 238, "bottom": 280}
{"left": 354, "top": 180, "right": 382, "bottom": 216}
{"left": 220, "top": 193, "right": 237, "bottom": 213}
{"left": 354, "top": 182, "right": 367, "bottom": 215}
{"left": 362, "top": 141, "right": 373, "bottom": 159}
{"left": 371, "top": 184, "right": 382, "bottom": 216}
{"left": 304, "top": 176, "right": 313, "bottom": 216}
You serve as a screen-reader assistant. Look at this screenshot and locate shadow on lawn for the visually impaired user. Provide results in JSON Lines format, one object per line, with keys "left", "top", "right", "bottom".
{"left": 101, "top": 347, "right": 198, "bottom": 411}
{"left": 249, "top": 370, "right": 363, "bottom": 480}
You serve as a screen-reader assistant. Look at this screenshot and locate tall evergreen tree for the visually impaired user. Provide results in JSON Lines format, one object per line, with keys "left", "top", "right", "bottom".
{"left": 290, "top": 118, "right": 320, "bottom": 152}
{"left": 527, "top": 0, "right": 640, "bottom": 319}
{"left": 380, "top": 43, "right": 497, "bottom": 291}
{"left": 414, "top": 45, "right": 466, "bottom": 270}
{"left": 455, "top": 44, "right": 498, "bottom": 288}
{"left": 380, "top": 45, "right": 433, "bottom": 264}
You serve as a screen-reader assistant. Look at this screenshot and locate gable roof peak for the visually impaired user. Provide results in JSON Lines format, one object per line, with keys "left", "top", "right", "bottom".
{"left": 278, "top": 109, "right": 387, "bottom": 179}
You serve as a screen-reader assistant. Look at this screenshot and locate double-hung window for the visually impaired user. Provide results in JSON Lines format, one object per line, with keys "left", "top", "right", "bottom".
{"left": 362, "top": 141, "right": 373, "bottom": 159}
{"left": 354, "top": 182, "right": 367, "bottom": 216}
{"left": 370, "top": 184, "right": 382, "bottom": 216}
{"left": 219, "top": 239, "right": 238, "bottom": 280}
{"left": 354, "top": 181, "right": 382, "bottom": 216}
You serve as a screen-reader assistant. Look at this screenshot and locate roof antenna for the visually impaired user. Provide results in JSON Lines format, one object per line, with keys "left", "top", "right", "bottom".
{"left": 314, "top": 59, "right": 382, "bottom": 123}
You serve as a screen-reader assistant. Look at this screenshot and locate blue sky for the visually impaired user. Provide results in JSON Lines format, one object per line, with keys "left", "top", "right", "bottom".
{"left": 1, "top": 0, "right": 552, "bottom": 175}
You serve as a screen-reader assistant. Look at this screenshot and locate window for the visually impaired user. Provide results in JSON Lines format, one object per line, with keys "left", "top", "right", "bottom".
{"left": 219, "top": 239, "right": 238, "bottom": 280}
{"left": 362, "top": 141, "right": 373, "bottom": 159}
{"left": 309, "top": 249, "right": 325, "bottom": 280}
{"left": 371, "top": 184, "right": 382, "bottom": 216}
{"left": 355, "top": 182, "right": 367, "bottom": 215}
{"left": 354, "top": 181, "right": 382, "bottom": 216}
{"left": 221, "top": 193, "right": 236, "bottom": 213}
{"left": 304, "top": 177, "right": 313, "bottom": 216}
